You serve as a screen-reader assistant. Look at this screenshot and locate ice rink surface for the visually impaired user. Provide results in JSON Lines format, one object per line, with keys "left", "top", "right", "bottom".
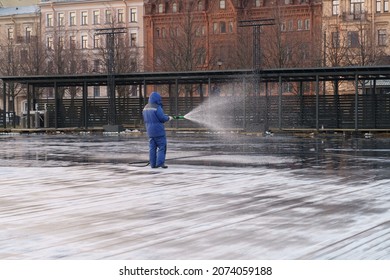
{"left": 0, "top": 132, "right": 389, "bottom": 259}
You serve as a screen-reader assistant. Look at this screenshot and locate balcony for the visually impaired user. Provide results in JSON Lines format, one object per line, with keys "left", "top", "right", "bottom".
{"left": 342, "top": 11, "right": 367, "bottom": 21}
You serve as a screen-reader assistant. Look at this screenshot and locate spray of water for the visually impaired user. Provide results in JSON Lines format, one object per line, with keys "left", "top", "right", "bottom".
{"left": 184, "top": 95, "right": 244, "bottom": 132}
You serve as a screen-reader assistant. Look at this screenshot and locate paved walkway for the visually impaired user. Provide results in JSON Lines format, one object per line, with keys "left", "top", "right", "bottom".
{"left": 0, "top": 132, "right": 389, "bottom": 259}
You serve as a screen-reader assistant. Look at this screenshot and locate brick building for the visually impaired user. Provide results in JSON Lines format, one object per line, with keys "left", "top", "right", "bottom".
{"left": 144, "top": 0, "right": 323, "bottom": 72}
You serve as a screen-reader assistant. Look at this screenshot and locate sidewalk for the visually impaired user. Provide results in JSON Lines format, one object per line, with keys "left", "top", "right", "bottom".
{"left": 0, "top": 132, "right": 389, "bottom": 259}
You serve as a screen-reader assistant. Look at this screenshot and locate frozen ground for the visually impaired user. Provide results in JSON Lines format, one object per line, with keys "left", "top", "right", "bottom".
{"left": 0, "top": 132, "right": 389, "bottom": 259}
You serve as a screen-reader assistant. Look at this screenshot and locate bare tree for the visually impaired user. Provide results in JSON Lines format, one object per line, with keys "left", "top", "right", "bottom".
{"left": 153, "top": 11, "right": 207, "bottom": 72}
{"left": 152, "top": 4, "right": 210, "bottom": 109}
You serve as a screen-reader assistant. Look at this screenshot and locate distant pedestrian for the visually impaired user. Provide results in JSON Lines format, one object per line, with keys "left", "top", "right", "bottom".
{"left": 142, "top": 92, "right": 173, "bottom": 168}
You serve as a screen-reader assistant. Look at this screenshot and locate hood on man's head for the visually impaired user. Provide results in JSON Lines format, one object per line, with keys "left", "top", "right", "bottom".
{"left": 148, "top": 92, "right": 162, "bottom": 105}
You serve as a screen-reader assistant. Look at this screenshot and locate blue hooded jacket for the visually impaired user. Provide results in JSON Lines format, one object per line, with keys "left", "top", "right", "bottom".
{"left": 142, "top": 92, "right": 170, "bottom": 137}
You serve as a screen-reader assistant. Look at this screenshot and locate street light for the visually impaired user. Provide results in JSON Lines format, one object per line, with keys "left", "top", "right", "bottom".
{"left": 95, "top": 27, "right": 126, "bottom": 132}
{"left": 217, "top": 60, "right": 223, "bottom": 70}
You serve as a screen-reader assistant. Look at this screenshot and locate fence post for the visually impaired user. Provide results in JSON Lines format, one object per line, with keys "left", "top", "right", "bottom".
{"left": 278, "top": 76, "right": 282, "bottom": 130}
{"left": 355, "top": 74, "right": 359, "bottom": 131}
{"left": 2, "top": 81, "right": 6, "bottom": 129}
{"left": 175, "top": 79, "right": 179, "bottom": 129}
{"left": 243, "top": 77, "right": 247, "bottom": 130}
{"left": 83, "top": 81, "right": 88, "bottom": 129}
{"left": 316, "top": 75, "right": 319, "bottom": 131}
{"left": 265, "top": 81, "right": 269, "bottom": 131}
{"left": 54, "top": 82, "right": 58, "bottom": 129}
{"left": 27, "top": 83, "right": 31, "bottom": 129}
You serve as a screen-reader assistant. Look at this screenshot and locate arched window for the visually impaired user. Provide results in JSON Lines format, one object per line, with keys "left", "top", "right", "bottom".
{"left": 220, "top": 21, "right": 226, "bottom": 33}
{"left": 173, "top": 3, "right": 177, "bottom": 12}
{"left": 158, "top": 3, "right": 163, "bottom": 13}
{"left": 198, "top": 1, "right": 203, "bottom": 10}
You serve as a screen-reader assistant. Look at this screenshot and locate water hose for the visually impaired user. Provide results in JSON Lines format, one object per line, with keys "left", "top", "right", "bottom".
{"left": 173, "top": 115, "right": 186, "bottom": 120}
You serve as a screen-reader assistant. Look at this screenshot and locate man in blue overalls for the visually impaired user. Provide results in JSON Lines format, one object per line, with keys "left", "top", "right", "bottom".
{"left": 142, "top": 92, "right": 173, "bottom": 168}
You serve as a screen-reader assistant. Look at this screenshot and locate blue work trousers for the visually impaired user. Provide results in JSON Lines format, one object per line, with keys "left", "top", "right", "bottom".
{"left": 148, "top": 136, "right": 167, "bottom": 168}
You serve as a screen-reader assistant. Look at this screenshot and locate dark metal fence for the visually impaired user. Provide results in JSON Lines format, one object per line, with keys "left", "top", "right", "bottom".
{"left": 35, "top": 92, "right": 390, "bottom": 130}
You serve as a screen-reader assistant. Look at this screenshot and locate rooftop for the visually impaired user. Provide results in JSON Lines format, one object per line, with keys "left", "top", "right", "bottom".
{"left": 0, "top": 5, "right": 38, "bottom": 16}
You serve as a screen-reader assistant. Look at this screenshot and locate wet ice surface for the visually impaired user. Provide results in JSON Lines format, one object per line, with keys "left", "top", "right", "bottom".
{"left": 0, "top": 132, "right": 389, "bottom": 259}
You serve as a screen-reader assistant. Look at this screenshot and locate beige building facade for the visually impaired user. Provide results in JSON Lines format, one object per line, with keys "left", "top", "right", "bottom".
{"left": 323, "top": 0, "right": 390, "bottom": 66}
{"left": 0, "top": 5, "right": 40, "bottom": 117}
{"left": 322, "top": 0, "right": 390, "bottom": 94}
{"left": 0, "top": 0, "right": 144, "bottom": 118}
{"left": 39, "top": 0, "right": 145, "bottom": 74}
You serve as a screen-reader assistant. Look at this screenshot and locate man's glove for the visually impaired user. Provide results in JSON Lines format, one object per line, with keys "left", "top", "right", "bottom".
{"left": 168, "top": 116, "right": 174, "bottom": 121}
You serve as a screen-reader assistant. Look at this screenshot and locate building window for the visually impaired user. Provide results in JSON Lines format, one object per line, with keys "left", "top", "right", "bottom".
{"left": 47, "top": 13, "right": 53, "bottom": 27}
{"left": 130, "top": 8, "right": 137, "bottom": 22}
{"left": 195, "top": 26, "right": 202, "bottom": 36}
{"left": 332, "top": 0, "right": 339, "bottom": 15}
{"left": 59, "top": 36, "right": 64, "bottom": 49}
{"left": 58, "top": 12, "right": 65, "bottom": 26}
{"left": 93, "top": 10, "right": 100, "bottom": 24}
{"left": 82, "top": 60, "right": 88, "bottom": 72}
{"left": 255, "top": 0, "right": 262, "bottom": 7}
{"left": 81, "top": 35, "right": 88, "bottom": 49}
{"left": 304, "top": 19, "right": 310, "bottom": 30}
{"left": 378, "top": 29, "right": 387, "bottom": 46}
{"left": 297, "top": 19, "right": 303, "bottom": 30}
{"left": 94, "top": 35, "right": 100, "bottom": 48}
{"left": 70, "top": 35, "right": 76, "bottom": 49}
{"left": 219, "top": 0, "right": 226, "bottom": 9}
{"left": 229, "top": 21, "right": 234, "bottom": 33}
{"left": 281, "top": 22, "right": 286, "bottom": 32}
{"left": 198, "top": 1, "right": 204, "bottom": 10}
{"left": 332, "top": 32, "right": 340, "bottom": 48}
{"left": 156, "top": 28, "right": 160, "bottom": 38}
{"left": 173, "top": 3, "right": 177, "bottom": 12}
{"left": 25, "top": 27, "right": 32, "bottom": 43}
{"left": 158, "top": 4, "right": 164, "bottom": 13}
{"left": 8, "top": 28, "right": 13, "bottom": 40}
{"left": 130, "top": 33, "right": 137, "bottom": 46}
{"left": 105, "top": 10, "right": 112, "bottom": 23}
{"left": 70, "top": 12, "right": 76, "bottom": 26}
{"left": 93, "top": 86, "right": 100, "bottom": 97}
{"left": 377, "top": 0, "right": 381, "bottom": 12}
{"left": 384, "top": 0, "right": 389, "bottom": 11}
{"left": 20, "top": 50, "right": 28, "bottom": 62}
{"left": 196, "top": 48, "right": 206, "bottom": 65}
{"left": 70, "top": 60, "right": 76, "bottom": 73}
{"left": 47, "top": 36, "right": 53, "bottom": 50}
{"left": 351, "top": 0, "right": 364, "bottom": 17}
{"left": 118, "top": 9, "right": 124, "bottom": 23}
{"left": 347, "top": 31, "right": 359, "bottom": 47}
{"left": 220, "top": 22, "right": 226, "bottom": 33}
{"left": 47, "top": 61, "right": 53, "bottom": 73}
{"left": 93, "top": 60, "right": 100, "bottom": 73}
{"left": 288, "top": 20, "right": 293, "bottom": 31}
{"left": 283, "top": 82, "right": 293, "bottom": 93}
{"left": 213, "top": 22, "right": 218, "bottom": 33}
{"left": 170, "top": 27, "right": 177, "bottom": 37}
{"left": 300, "top": 44, "right": 309, "bottom": 60}
{"left": 81, "top": 11, "right": 88, "bottom": 25}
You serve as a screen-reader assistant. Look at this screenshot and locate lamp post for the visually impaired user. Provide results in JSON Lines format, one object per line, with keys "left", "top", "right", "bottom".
{"left": 238, "top": 18, "right": 275, "bottom": 71}
{"left": 95, "top": 27, "right": 126, "bottom": 132}
{"left": 238, "top": 19, "right": 275, "bottom": 131}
